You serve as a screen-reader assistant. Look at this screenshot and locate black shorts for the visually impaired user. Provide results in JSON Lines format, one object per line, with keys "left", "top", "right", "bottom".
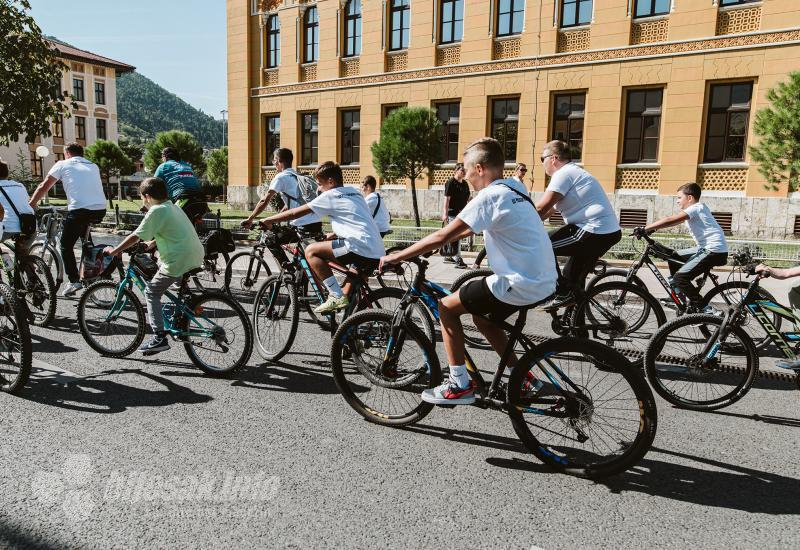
{"left": 297, "top": 222, "right": 323, "bottom": 237}
{"left": 331, "top": 238, "right": 380, "bottom": 271}
{"left": 459, "top": 277, "right": 526, "bottom": 322}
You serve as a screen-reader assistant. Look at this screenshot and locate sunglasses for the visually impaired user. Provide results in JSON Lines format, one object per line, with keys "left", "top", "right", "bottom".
{"left": 540, "top": 154, "right": 554, "bottom": 163}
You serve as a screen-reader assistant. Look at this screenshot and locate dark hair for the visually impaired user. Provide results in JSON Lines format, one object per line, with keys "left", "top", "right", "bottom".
{"left": 0, "top": 161, "right": 8, "bottom": 180}
{"left": 274, "top": 147, "right": 293, "bottom": 167}
{"left": 65, "top": 142, "right": 84, "bottom": 157}
{"left": 543, "top": 140, "right": 571, "bottom": 162}
{"left": 161, "top": 147, "right": 179, "bottom": 161}
{"left": 515, "top": 163, "right": 527, "bottom": 171}
{"left": 314, "top": 161, "right": 343, "bottom": 186}
{"left": 454, "top": 163, "right": 465, "bottom": 172}
{"left": 463, "top": 138, "right": 505, "bottom": 171}
{"left": 361, "top": 175, "right": 377, "bottom": 190}
{"left": 140, "top": 177, "right": 168, "bottom": 200}
{"left": 677, "top": 182, "right": 702, "bottom": 200}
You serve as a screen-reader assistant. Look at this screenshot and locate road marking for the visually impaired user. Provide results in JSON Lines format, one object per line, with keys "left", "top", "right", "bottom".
{"left": 31, "top": 359, "right": 81, "bottom": 384}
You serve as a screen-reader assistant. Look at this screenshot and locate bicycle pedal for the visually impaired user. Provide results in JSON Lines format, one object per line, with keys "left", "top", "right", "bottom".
{"left": 435, "top": 404, "right": 457, "bottom": 409}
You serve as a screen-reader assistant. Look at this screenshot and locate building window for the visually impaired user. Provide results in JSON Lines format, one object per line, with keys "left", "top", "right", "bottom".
{"left": 389, "top": 0, "right": 410, "bottom": 51}
{"left": 435, "top": 102, "right": 460, "bottom": 163}
{"left": 31, "top": 152, "right": 43, "bottom": 178}
{"left": 561, "top": 0, "right": 592, "bottom": 28}
{"left": 720, "top": 0, "right": 760, "bottom": 6}
{"left": 267, "top": 15, "right": 280, "bottom": 68}
{"left": 53, "top": 115, "right": 64, "bottom": 138}
{"left": 72, "top": 78, "right": 85, "bottom": 102}
{"left": 344, "top": 0, "right": 362, "bottom": 57}
{"left": 496, "top": 0, "right": 525, "bottom": 37}
{"left": 54, "top": 152, "right": 65, "bottom": 162}
{"left": 491, "top": 97, "right": 519, "bottom": 162}
{"left": 265, "top": 115, "right": 281, "bottom": 160}
{"left": 304, "top": 7, "right": 319, "bottom": 63}
{"left": 704, "top": 82, "right": 753, "bottom": 163}
{"left": 96, "top": 119, "right": 107, "bottom": 141}
{"left": 622, "top": 89, "right": 663, "bottom": 163}
{"left": 440, "top": 0, "right": 464, "bottom": 44}
{"left": 75, "top": 116, "right": 86, "bottom": 140}
{"left": 382, "top": 103, "right": 407, "bottom": 122}
{"left": 552, "top": 93, "right": 585, "bottom": 162}
{"left": 94, "top": 81, "right": 106, "bottom": 105}
{"left": 341, "top": 110, "right": 361, "bottom": 165}
{"left": 634, "top": 0, "right": 670, "bottom": 18}
{"left": 301, "top": 112, "right": 319, "bottom": 166}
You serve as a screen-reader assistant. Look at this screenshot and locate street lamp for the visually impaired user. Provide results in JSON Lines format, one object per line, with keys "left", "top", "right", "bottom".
{"left": 220, "top": 109, "right": 228, "bottom": 203}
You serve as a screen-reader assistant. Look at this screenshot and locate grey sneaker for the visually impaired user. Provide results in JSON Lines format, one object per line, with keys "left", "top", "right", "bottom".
{"left": 60, "top": 282, "right": 83, "bottom": 297}
{"left": 139, "top": 334, "right": 171, "bottom": 356}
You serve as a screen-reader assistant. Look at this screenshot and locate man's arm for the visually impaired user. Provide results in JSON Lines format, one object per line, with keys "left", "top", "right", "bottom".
{"left": 755, "top": 264, "right": 800, "bottom": 280}
{"left": 103, "top": 233, "right": 141, "bottom": 257}
{"left": 535, "top": 190, "right": 563, "bottom": 221}
{"left": 242, "top": 189, "right": 276, "bottom": 228}
{"left": 645, "top": 212, "right": 689, "bottom": 233}
{"left": 442, "top": 196, "right": 451, "bottom": 222}
{"left": 259, "top": 203, "right": 314, "bottom": 228}
{"left": 29, "top": 176, "right": 58, "bottom": 208}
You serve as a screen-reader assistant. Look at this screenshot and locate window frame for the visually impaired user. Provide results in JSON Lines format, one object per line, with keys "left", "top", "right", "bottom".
{"left": 265, "top": 115, "right": 281, "bottom": 163}
{"left": 303, "top": 7, "right": 319, "bottom": 64}
{"left": 300, "top": 111, "right": 319, "bottom": 166}
{"left": 343, "top": 0, "right": 362, "bottom": 57}
{"left": 560, "top": 0, "right": 593, "bottom": 29}
{"left": 439, "top": 0, "right": 464, "bottom": 45}
{"left": 703, "top": 81, "right": 754, "bottom": 164}
{"left": 719, "top": 0, "right": 761, "bottom": 7}
{"left": 551, "top": 92, "right": 586, "bottom": 162}
{"left": 490, "top": 96, "right": 520, "bottom": 163}
{"left": 496, "top": 0, "right": 525, "bottom": 38}
{"left": 435, "top": 101, "right": 461, "bottom": 164}
{"left": 266, "top": 14, "right": 281, "bottom": 68}
{"left": 53, "top": 115, "right": 64, "bottom": 138}
{"left": 94, "top": 81, "right": 106, "bottom": 105}
{"left": 95, "top": 118, "right": 107, "bottom": 141}
{"left": 634, "top": 0, "right": 670, "bottom": 19}
{"left": 30, "top": 151, "right": 43, "bottom": 178}
{"left": 621, "top": 88, "right": 663, "bottom": 164}
{"left": 75, "top": 116, "right": 86, "bottom": 140}
{"left": 340, "top": 109, "right": 361, "bottom": 166}
{"left": 72, "top": 78, "right": 85, "bottom": 102}
{"left": 389, "top": 0, "right": 411, "bottom": 51}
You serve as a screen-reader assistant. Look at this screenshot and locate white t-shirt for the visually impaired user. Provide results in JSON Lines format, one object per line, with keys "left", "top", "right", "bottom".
{"left": 459, "top": 178, "right": 557, "bottom": 306}
{"left": 684, "top": 202, "right": 728, "bottom": 253}
{"left": 268, "top": 168, "right": 322, "bottom": 227}
{"left": 0, "top": 179, "right": 35, "bottom": 234}
{"left": 46, "top": 156, "right": 107, "bottom": 211}
{"left": 308, "top": 187, "right": 386, "bottom": 259}
{"left": 365, "top": 192, "right": 391, "bottom": 233}
{"left": 546, "top": 164, "right": 620, "bottom": 234}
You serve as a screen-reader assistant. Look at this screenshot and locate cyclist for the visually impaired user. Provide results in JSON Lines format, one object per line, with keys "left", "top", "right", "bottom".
{"left": 381, "top": 138, "right": 557, "bottom": 405}
{"left": 103, "top": 177, "right": 204, "bottom": 355}
{"left": 442, "top": 163, "right": 470, "bottom": 269}
{"left": 360, "top": 176, "right": 391, "bottom": 237}
{"left": 153, "top": 147, "right": 209, "bottom": 222}
{"left": 640, "top": 182, "right": 728, "bottom": 312}
{"left": 0, "top": 159, "right": 37, "bottom": 255}
{"left": 535, "top": 140, "right": 621, "bottom": 309}
{"left": 29, "top": 142, "right": 107, "bottom": 297}
{"left": 259, "top": 161, "right": 385, "bottom": 314}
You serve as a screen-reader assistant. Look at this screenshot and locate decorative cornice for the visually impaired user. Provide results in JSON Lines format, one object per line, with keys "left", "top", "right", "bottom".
{"left": 252, "top": 28, "right": 800, "bottom": 98}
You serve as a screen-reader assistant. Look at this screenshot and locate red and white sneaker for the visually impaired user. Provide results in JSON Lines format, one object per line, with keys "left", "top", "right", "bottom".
{"left": 421, "top": 378, "right": 476, "bottom": 405}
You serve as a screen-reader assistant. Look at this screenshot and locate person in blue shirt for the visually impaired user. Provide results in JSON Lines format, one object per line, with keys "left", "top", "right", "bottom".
{"left": 153, "top": 148, "right": 209, "bottom": 223}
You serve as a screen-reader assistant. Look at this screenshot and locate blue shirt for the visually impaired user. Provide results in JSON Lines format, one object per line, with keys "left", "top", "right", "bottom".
{"left": 154, "top": 160, "right": 202, "bottom": 201}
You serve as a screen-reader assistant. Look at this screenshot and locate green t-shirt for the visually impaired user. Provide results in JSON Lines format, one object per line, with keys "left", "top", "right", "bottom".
{"left": 133, "top": 202, "right": 205, "bottom": 277}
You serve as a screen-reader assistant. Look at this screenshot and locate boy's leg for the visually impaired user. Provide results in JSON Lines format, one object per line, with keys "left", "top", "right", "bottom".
{"left": 670, "top": 248, "right": 719, "bottom": 306}
{"left": 141, "top": 271, "right": 181, "bottom": 353}
{"left": 667, "top": 247, "right": 696, "bottom": 276}
{"left": 305, "top": 240, "right": 350, "bottom": 312}
{"left": 788, "top": 281, "right": 800, "bottom": 329}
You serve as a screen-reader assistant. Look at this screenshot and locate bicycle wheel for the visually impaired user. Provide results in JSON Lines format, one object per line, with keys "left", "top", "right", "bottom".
{"left": 508, "top": 337, "right": 657, "bottom": 479}
{"left": 19, "top": 256, "right": 57, "bottom": 327}
{"left": 192, "top": 252, "right": 229, "bottom": 291}
{"left": 585, "top": 268, "right": 646, "bottom": 294}
{"left": 77, "top": 280, "right": 146, "bottom": 357}
{"left": 28, "top": 242, "right": 61, "bottom": 285}
{"left": 572, "top": 281, "right": 666, "bottom": 367}
{"left": 252, "top": 275, "right": 299, "bottom": 361}
{"left": 224, "top": 251, "right": 271, "bottom": 302}
{"left": 330, "top": 309, "right": 441, "bottom": 426}
{"left": 180, "top": 291, "right": 253, "bottom": 376}
{"left": 644, "top": 314, "right": 758, "bottom": 411}
{"left": 450, "top": 268, "right": 494, "bottom": 350}
{"left": 701, "top": 282, "right": 778, "bottom": 350}
{"left": 0, "top": 284, "right": 33, "bottom": 395}
{"left": 375, "top": 245, "right": 406, "bottom": 288}
{"left": 368, "top": 286, "right": 436, "bottom": 344}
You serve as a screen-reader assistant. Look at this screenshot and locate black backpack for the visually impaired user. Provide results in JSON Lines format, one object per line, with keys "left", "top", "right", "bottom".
{"left": 203, "top": 228, "right": 236, "bottom": 257}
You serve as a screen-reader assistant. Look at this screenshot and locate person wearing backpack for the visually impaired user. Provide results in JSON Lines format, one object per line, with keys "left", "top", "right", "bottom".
{"left": 360, "top": 175, "right": 391, "bottom": 237}
{"left": 0, "top": 159, "right": 38, "bottom": 256}
{"left": 241, "top": 148, "right": 322, "bottom": 235}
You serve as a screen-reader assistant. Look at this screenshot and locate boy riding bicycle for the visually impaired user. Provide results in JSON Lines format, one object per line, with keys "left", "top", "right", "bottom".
{"left": 103, "top": 178, "right": 205, "bottom": 355}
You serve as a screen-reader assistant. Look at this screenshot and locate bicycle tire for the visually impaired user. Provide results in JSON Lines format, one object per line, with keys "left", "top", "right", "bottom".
{"left": 701, "top": 281, "right": 778, "bottom": 350}
{"left": 585, "top": 268, "right": 646, "bottom": 294}
{"left": 28, "top": 242, "right": 62, "bottom": 285}
{"left": 330, "top": 309, "right": 441, "bottom": 426}
{"left": 368, "top": 286, "right": 436, "bottom": 344}
{"left": 19, "top": 255, "right": 57, "bottom": 327}
{"left": 182, "top": 291, "right": 253, "bottom": 376}
{"left": 644, "top": 313, "right": 758, "bottom": 411}
{"left": 77, "top": 280, "right": 146, "bottom": 357}
{"left": 252, "top": 274, "right": 299, "bottom": 362}
{"left": 375, "top": 245, "right": 406, "bottom": 288}
{"left": 223, "top": 251, "right": 271, "bottom": 298}
{"left": 507, "top": 337, "right": 657, "bottom": 479}
{"left": 299, "top": 274, "right": 332, "bottom": 330}
{"left": 0, "top": 283, "right": 33, "bottom": 395}
{"left": 192, "top": 251, "right": 230, "bottom": 292}
{"left": 450, "top": 268, "right": 495, "bottom": 350}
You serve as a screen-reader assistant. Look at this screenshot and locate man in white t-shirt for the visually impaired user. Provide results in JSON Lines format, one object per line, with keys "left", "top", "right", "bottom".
{"left": 361, "top": 175, "right": 391, "bottom": 237}
{"left": 381, "top": 138, "right": 558, "bottom": 405}
{"left": 535, "top": 140, "right": 622, "bottom": 309}
{"left": 0, "top": 159, "right": 37, "bottom": 252}
{"left": 259, "top": 161, "right": 385, "bottom": 314}
{"left": 29, "top": 142, "right": 107, "bottom": 296}
{"left": 642, "top": 182, "right": 728, "bottom": 312}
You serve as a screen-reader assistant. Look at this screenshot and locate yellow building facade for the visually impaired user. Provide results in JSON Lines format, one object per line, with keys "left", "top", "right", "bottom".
{"left": 228, "top": 0, "right": 800, "bottom": 237}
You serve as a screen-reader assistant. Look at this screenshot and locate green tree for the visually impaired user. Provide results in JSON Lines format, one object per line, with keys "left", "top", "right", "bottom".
{"left": 206, "top": 146, "right": 228, "bottom": 201}
{"left": 751, "top": 72, "right": 800, "bottom": 192}
{"left": 371, "top": 107, "right": 442, "bottom": 227}
{"left": 0, "top": 1, "right": 72, "bottom": 144}
{"left": 7, "top": 149, "right": 35, "bottom": 187}
{"left": 118, "top": 136, "right": 144, "bottom": 166}
{"left": 85, "top": 139, "right": 134, "bottom": 205}
{"left": 143, "top": 130, "right": 206, "bottom": 176}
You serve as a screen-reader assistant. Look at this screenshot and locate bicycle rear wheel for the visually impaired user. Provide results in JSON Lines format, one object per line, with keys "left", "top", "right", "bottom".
{"left": 252, "top": 275, "right": 299, "bottom": 361}
{"left": 508, "top": 337, "right": 657, "bottom": 479}
{"left": 0, "top": 284, "right": 32, "bottom": 395}
{"left": 330, "top": 309, "right": 441, "bottom": 426}
{"left": 644, "top": 314, "right": 758, "bottom": 411}
{"left": 224, "top": 251, "right": 271, "bottom": 303}
{"left": 192, "top": 252, "right": 229, "bottom": 291}
{"left": 28, "top": 242, "right": 61, "bottom": 285}
{"left": 77, "top": 280, "right": 146, "bottom": 357}
{"left": 19, "top": 256, "right": 57, "bottom": 327}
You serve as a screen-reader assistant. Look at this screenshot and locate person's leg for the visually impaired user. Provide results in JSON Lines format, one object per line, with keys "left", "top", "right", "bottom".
{"left": 671, "top": 249, "right": 718, "bottom": 306}
{"left": 473, "top": 247, "right": 487, "bottom": 269}
{"left": 60, "top": 209, "right": 89, "bottom": 284}
{"left": 305, "top": 240, "right": 350, "bottom": 312}
{"left": 788, "top": 281, "right": 800, "bottom": 327}
{"left": 562, "top": 230, "right": 622, "bottom": 293}
{"left": 144, "top": 271, "right": 180, "bottom": 335}
{"left": 667, "top": 248, "right": 696, "bottom": 276}
{"left": 448, "top": 215, "right": 465, "bottom": 267}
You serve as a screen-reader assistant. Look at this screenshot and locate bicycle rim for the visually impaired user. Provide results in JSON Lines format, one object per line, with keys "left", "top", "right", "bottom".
{"left": 253, "top": 275, "right": 299, "bottom": 361}
{"left": 0, "top": 284, "right": 33, "bottom": 394}
{"left": 21, "top": 256, "right": 57, "bottom": 327}
{"left": 78, "top": 281, "right": 145, "bottom": 357}
{"left": 183, "top": 292, "right": 253, "bottom": 375}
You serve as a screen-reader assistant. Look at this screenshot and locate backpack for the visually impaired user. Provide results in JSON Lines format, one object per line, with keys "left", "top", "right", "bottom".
{"left": 284, "top": 172, "right": 319, "bottom": 207}
{"left": 371, "top": 193, "right": 392, "bottom": 224}
{"left": 202, "top": 228, "right": 236, "bottom": 257}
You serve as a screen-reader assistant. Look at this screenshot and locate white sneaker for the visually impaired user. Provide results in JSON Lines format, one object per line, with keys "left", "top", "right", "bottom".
{"left": 60, "top": 282, "right": 83, "bottom": 297}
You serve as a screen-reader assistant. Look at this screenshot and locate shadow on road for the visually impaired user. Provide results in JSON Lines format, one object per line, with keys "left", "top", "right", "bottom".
{"left": 400, "top": 423, "right": 524, "bottom": 453}
{"left": 228, "top": 354, "right": 340, "bottom": 394}
{"left": 0, "top": 517, "right": 67, "bottom": 550}
{"left": 29, "top": 332, "right": 78, "bottom": 354}
{"left": 706, "top": 409, "right": 800, "bottom": 427}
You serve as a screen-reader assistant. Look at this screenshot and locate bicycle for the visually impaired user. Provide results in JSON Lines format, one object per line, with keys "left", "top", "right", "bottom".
{"left": 0, "top": 282, "right": 33, "bottom": 394}
{"left": 643, "top": 264, "right": 800, "bottom": 411}
{"left": 251, "top": 224, "right": 433, "bottom": 362}
{"left": 0, "top": 239, "right": 57, "bottom": 327}
{"left": 223, "top": 229, "right": 272, "bottom": 301}
{"left": 77, "top": 244, "right": 253, "bottom": 376}
{"left": 330, "top": 256, "right": 658, "bottom": 479}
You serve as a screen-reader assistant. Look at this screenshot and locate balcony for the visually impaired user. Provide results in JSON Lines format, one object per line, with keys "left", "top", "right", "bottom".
{"left": 716, "top": 3, "right": 762, "bottom": 36}
{"left": 493, "top": 37, "right": 521, "bottom": 60}
{"left": 630, "top": 17, "right": 669, "bottom": 45}
{"left": 557, "top": 27, "right": 591, "bottom": 53}
{"left": 340, "top": 57, "right": 360, "bottom": 78}
{"left": 436, "top": 44, "right": 461, "bottom": 66}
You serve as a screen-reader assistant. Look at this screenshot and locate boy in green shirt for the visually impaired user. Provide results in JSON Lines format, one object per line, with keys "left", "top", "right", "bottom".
{"left": 104, "top": 177, "right": 205, "bottom": 355}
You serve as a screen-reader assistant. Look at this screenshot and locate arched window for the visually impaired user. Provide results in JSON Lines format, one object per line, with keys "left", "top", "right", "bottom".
{"left": 440, "top": 0, "right": 464, "bottom": 45}
{"left": 389, "top": 0, "right": 410, "bottom": 51}
{"left": 304, "top": 7, "right": 319, "bottom": 63}
{"left": 496, "top": 0, "right": 525, "bottom": 37}
{"left": 266, "top": 15, "right": 280, "bottom": 68}
{"left": 344, "top": 0, "right": 362, "bottom": 57}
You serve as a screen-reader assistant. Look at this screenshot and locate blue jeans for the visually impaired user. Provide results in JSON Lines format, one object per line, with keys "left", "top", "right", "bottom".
{"left": 667, "top": 247, "right": 728, "bottom": 305}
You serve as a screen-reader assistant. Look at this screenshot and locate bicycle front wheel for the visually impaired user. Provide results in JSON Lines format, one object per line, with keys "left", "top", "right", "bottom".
{"left": 224, "top": 251, "right": 271, "bottom": 303}
{"left": 508, "top": 337, "right": 657, "bottom": 479}
{"left": 644, "top": 313, "right": 758, "bottom": 411}
{"left": 368, "top": 286, "right": 436, "bottom": 344}
{"left": 252, "top": 275, "right": 299, "bottom": 361}
{"left": 28, "top": 242, "right": 62, "bottom": 285}
{"left": 701, "top": 282, "right": 778, "bottom": 350}
{"left": 192, "top": 252, "right": 229, "bottom": 291}
{"left": 0, "top": 284, "right": 33, "bottom": 395}
{"left": 78, "top": 280, "right": 146, "bottom": 357}
{"left": 20, "top": 255, "right": 57, "bottom": 327}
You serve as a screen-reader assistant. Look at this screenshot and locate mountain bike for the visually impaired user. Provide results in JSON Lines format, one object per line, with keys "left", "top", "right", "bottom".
{"left": 223, "top": 229, "right": 272, "bottom": 301}
{"left": 330, "top": 256, "right": 658, "bottom": 479}
{"left": 77, "top": 244, "right": 253, "bottom": 376}
{"left": 0, "top": 239, "right": 57, "bottom": 327}
{"left": 0, "top": 283, "right": 33, "bottom": 394}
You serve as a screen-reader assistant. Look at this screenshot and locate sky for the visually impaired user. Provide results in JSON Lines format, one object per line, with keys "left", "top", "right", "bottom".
{"left": 28, "top": 0, "right": 228, "bottom": 118}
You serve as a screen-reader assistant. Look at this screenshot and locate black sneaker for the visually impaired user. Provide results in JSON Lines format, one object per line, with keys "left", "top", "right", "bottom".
{"left": 442, "top": 257, "right": 455, "bottom": 264}
{"left": 543, "top": 292, "right": 576, "bottom": 311}
{"left": 454, "top": 258, "right": 468, "bottom": 269}
{"left": 139, "top": 334, "right": 170, "bottom": 356}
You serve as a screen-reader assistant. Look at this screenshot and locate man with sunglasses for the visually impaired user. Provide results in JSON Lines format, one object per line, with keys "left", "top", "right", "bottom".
{"left": 535, "top": 140, "right": 621, "bottom": 309}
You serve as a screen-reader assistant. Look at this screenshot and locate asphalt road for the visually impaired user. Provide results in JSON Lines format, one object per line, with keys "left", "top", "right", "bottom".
{"left": 1, "top": 252, "right": 799, "bottom": 549}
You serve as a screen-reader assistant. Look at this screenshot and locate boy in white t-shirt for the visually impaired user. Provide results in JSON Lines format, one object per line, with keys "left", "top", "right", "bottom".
{"left": 360, "top": 175, "right": 391, "bottom": 237}
{"left": 259, "top": 161, "right": 385, "bottom": 314}
{"left": 642, "top": 182, "right": 728, "bottom": 311}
